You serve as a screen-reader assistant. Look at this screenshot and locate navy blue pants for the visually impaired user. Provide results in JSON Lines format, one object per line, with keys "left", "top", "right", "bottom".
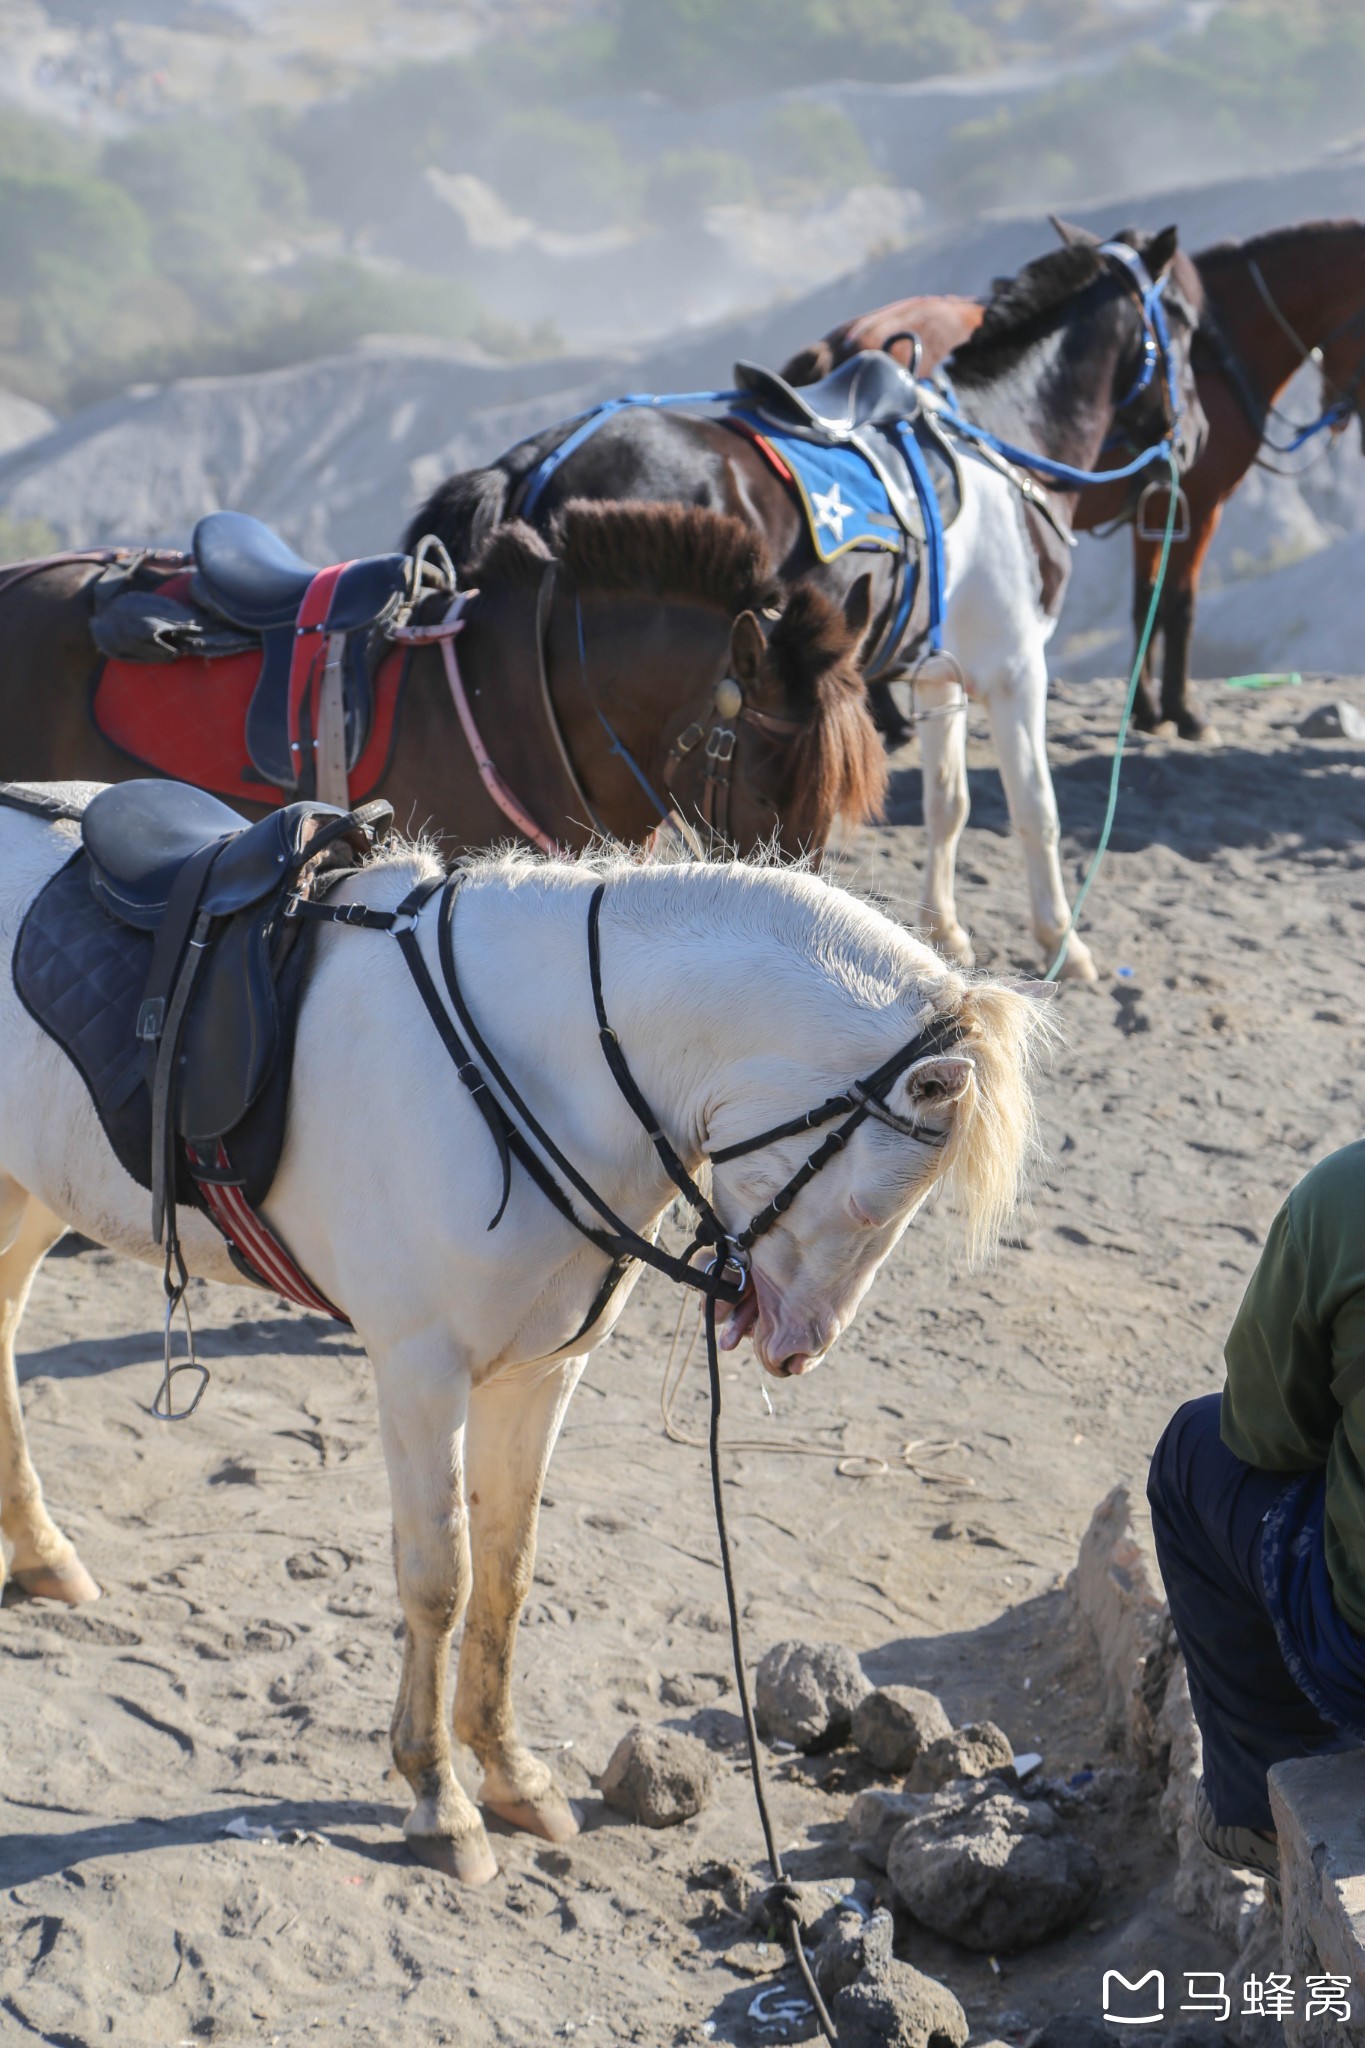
{"left": 1147, "top": 1394, "right": 1359, "bottom": 1833}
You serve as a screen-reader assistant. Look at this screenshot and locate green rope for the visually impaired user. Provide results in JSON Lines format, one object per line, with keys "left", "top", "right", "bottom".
{"left": 1043, "top": 454, "right": 1182, "bottom": 983}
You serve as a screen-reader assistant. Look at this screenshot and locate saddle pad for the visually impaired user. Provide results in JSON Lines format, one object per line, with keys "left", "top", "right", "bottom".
{"left": 13, "top": 847, "right": 310, "bottom": 1221}
{"left": 91, "top": 642, "right": 410, "bottom": 805}
{"left": 729, "top": 415, "right": 905, "bottom": 563}
{"left": 725, "top": 410, "right": 960, "bottom": 563}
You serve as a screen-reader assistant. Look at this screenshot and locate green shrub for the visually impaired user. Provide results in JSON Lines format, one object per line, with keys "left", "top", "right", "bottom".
{"left": 756, "top": 104, "right": 879, "bottom": 203}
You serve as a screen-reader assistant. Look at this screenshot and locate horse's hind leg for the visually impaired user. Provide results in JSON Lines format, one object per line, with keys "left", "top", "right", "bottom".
{"left": 916, "top": 673, "right": 974, "bottom": 966}
{"left": 984, "top": 654, "right": 1098, "bottom": 983}
{"left": 455, "top": 1355, "right": 585, "bottom": 1843}
{"left": 0, "top": 1185, "right": 99, "bottom": 1604}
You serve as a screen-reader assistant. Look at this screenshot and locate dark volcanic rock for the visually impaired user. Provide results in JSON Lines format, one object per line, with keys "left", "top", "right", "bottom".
{"left": 596, "top": 1724, "right": 715, "bottom": 1827}
{"left": 755, "top": 1639, "right": 870, "bottom": 1752}
{"left": 887, "top": 1781, "right": 1101, "bottom": 1951}
{"left": 852, "top": 1685, "right": 954, "bottom": 1774}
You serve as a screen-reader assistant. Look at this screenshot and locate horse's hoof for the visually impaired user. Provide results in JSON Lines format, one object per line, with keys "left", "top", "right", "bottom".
{"left": 407, "top": 1826, "right": 499, "bottom": 1886}
{"left": 1153, "top": 718, "right": 1178, "bottom": 740}
{"left": 13, "top": 1556, "right": 101, "bottom": 1605}
{"left": 1179, "top": 719, "right": 1219, "bottom": 745}
{"left": 1054, "top": 945, "right": 1099, "bottom": 984}
{"left": 484, "top": 1788, "right": 579, "bottom": 1844}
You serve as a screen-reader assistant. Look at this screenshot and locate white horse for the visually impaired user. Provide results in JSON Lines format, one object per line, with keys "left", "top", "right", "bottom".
{"left": 0, "top": 791, "right": 1045, "bottom": 1884}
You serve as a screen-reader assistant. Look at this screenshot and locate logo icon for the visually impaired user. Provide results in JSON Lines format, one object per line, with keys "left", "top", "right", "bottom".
{"left": 1103, "top": 1970, "right": 1166, "bottom": 2025}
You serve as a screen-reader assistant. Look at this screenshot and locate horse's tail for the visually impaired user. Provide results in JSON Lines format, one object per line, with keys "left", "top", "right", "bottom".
{"left": 404, "top": 466, "right": 511, "bottom": 568}
{"left": 939, "top": 979, "right": 1056, "bottom": 1264}
{"left": 777, "top": 338, "right": 836, "bottom": 386}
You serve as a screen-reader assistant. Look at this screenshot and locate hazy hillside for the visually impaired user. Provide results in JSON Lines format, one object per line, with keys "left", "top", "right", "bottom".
{"left": 3, "top": 1, "right": 1365, "bottom": 405}
{"left": 3, "top": 153, "right": 1364, "bottom": 680}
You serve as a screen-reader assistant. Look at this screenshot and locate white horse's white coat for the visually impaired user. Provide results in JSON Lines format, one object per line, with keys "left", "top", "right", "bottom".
{"left": 0, "top": 796, "right": 1044, "bottom": 1882}
{"left": 918, "top": 450, "right": 1093, "bottom": 978}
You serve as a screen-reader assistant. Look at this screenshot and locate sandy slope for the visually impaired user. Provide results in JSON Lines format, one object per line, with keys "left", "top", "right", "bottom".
{"left": 2, "top": 673, "right": 1363, "bottom": 2046}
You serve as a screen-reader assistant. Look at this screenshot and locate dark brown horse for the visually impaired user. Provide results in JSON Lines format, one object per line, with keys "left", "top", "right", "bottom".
{"left": 0, "top": 501, "right": 885, "bottom": 857}
{"left": 783, "top": 217, "right": 1365, "bottom": 738}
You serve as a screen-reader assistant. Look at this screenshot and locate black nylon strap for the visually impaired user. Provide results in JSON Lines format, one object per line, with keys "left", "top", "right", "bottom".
{"left": 710, "top": 1091, "right": 857, "bottom": 1165}
{"left": 586, "top": 883, "right": 729, "bottom": 1251}
{"left": 426, "top": 876, "right": 743, "bottom": 1303}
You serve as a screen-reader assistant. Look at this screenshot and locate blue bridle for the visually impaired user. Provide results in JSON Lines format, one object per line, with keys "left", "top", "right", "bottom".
{"left": 929, "top": 241, "right": 1186, "bottom": 491}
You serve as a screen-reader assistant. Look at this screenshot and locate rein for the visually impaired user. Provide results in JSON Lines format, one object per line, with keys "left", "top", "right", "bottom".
{"left": 295, "top": 869, "right": 960, "bottom": 2041}
{"left": 1244, "top": 256, "right": 1362, "bottom": 459}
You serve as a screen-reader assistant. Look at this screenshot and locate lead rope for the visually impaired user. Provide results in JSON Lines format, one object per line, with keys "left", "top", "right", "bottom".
{"left": 702, "top": 1272, "right": 840, "bottom": 2045}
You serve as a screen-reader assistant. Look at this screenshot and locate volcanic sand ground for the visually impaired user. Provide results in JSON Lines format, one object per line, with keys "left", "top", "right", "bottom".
{"left": 2, "top": 673, "right": 1363, "bottom": 2047}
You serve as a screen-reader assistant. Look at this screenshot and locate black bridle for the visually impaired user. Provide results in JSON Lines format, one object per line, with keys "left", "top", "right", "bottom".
{"left": 294, "top": 865, "right": 963, "bottom": 2043}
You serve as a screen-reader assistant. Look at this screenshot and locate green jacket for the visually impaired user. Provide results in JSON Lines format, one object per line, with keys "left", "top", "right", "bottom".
{"left": 1222, "top": 1140, "right": 1365, "bottom": 1633}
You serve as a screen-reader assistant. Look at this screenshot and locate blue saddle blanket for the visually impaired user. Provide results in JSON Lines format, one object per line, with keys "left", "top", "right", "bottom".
{"left": 729, "top": 413, "right": 908, "bottom": 564}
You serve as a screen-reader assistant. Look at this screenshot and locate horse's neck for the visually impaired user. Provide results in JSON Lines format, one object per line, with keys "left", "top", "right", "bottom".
{"left": 1212, "top": 233, "right": 1365, "bottom": 402}
{"left": 455, "top": 873, "right": 717, "bottom": 1220}
{"left": 546, "top": 590, "right": 715, "bottom": 843}
{"left": 955, "top": 298, "right": 1128, "bottom": 475}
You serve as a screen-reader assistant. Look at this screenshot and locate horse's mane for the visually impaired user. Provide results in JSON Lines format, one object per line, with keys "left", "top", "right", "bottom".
{"left": 951, "top": 229, "right": 1201, "bottom": 385}
{"left": 1196, "top": 216, "right": 1365, "bottom": 276}
{"left": 950, "top": 244, "right": 1108, "bottom": 382}
{"left": 554, "top": 500, "right": 781, "bottom": 616}
{"left": 766, "top": 584, "right": 888, "bottom": 842}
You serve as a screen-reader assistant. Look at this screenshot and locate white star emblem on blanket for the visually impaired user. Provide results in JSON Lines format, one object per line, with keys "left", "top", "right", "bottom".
{"left": 811, "top": 481, "right": 854, "bottom": 543}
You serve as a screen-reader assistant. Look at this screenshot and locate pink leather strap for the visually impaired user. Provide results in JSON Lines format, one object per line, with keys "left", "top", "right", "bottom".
{"left": 435, "top": 610, "right": 562, "bottom": 856}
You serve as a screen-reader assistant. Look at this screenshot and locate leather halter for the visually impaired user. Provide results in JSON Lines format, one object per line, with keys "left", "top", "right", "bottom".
{"left": 658, "top": 607, "right": 803, "bottom": 845}
{"left": 294, "top": 873, "right": 962, "bottom": 1312}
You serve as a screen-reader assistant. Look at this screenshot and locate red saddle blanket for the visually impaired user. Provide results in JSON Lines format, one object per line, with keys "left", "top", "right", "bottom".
{"left": 91, "top": 573, "right": 409, "bottom": 805}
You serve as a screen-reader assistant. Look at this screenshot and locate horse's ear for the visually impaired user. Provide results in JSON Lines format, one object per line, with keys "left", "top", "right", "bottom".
{"left": 905, "top": 1054, "right": 975, "bottom": 1117}
{"left": 1048, "top": 214, "right": 1098, "bottom": 249}
{"left": 842, "top": 573, "right": 874, "bottom": 653}
{"left": 730, "top": 610, "right": 766, "bottom": 688}
{"left": 1148, "top": 225, "right": 1180, "bottom": 278}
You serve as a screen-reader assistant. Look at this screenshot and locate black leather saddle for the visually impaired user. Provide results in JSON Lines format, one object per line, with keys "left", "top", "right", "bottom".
{"left": 12, "top": 780, "right": 392, "bottom": 1271}
{"left": 735, "top": 352, "right": 923, "bottom": 436}
{"left": 84, "top": 779, "right": 390, "bottom": 1194}
{"left": 733, "top": 356, "right": 961, "bottom": 551}
{"left": 185, "top": 512, "right": 411, "bottom": 790}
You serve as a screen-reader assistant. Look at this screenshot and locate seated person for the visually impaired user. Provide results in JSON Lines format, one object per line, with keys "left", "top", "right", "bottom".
{"left": 1147, "top": 1139, "right": 1365, "bottom": 1878}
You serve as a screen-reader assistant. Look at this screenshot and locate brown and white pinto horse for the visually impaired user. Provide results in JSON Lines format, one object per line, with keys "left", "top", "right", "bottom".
{"left": 784, "top": 217, "right": 1365, "bottom": 739}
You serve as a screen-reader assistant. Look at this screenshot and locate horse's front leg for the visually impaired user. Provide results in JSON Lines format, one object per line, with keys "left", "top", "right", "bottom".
{"left": 983, "top": 653, "right": 1098, "bottom": 982}
{"left": 454, "top": 1354, "right": 585, "bottom": 1843}
{"left": 915, "top": 672, "right": 974, "bottom": 966}
{"left": 375, "top": 1340, "right": 496, "bottom": 1885}
{"left": 0, "top": 1185, "right": 100, "bottom": 1604}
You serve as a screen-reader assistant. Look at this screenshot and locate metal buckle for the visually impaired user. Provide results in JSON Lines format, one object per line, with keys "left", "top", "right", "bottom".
{"left": 703, "top": 1242, "right": 750, "bottom": 1298}
{"left": 135, "top": 997, "right": 165, "bottom": 1043}
{"left": 705, "top": 725, "right": 737, "bottom": 764}
{"left": 673, "top": 721, "right": 705, "bottom": 756}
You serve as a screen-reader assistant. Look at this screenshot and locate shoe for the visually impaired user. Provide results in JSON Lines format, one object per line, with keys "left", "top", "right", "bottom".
{"left": 1193, "top": 1776, "right": 1280, "bottom": 1881}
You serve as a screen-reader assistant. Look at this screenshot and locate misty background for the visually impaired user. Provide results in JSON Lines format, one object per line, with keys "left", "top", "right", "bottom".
{"left": 2, "top": 0, "right": 1365, "bottom": 679}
